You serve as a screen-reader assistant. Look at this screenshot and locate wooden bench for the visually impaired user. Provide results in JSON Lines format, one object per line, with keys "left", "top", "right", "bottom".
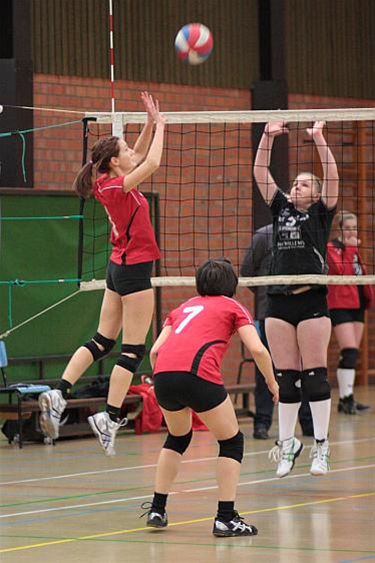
{"left": 0, "top": 381, "right": 255, "bottom": 448}
{"left": 0, "top": 392, "right": 143, "bottom": 448}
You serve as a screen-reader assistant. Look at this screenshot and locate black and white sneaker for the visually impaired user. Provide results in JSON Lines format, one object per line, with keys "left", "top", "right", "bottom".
{"left": 140, "top": 502, "right": 168, "bottom": 528}
{"left": 146, "top": 511, "right": 168, "bottom": 528}
{"left": 213, "top": 511, "right": 258, "bottom": 537}
{"left": 338, "top": 395, "right": 357, "bottom": 415}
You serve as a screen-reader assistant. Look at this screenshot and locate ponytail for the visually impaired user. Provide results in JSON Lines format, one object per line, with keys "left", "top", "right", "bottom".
{"left": 72, "top": 136, "right": 120, "bottom": 198}
{"left": 73, "top": 161, "right": 94, "bottom": 199}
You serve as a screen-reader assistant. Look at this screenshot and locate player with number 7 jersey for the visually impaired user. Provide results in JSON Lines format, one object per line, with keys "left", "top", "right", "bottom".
{"left": 154, "top": 295, "right": 255, "bottom": 384}
{"left": 143, "top": 259, "right": 278, "bottom": 537}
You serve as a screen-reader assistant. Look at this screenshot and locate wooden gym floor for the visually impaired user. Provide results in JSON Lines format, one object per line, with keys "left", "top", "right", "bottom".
{"left": 1, "top": 386, "right": 374, "bottom": 563}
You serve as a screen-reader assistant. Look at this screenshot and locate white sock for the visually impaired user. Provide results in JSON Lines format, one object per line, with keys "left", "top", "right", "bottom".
{"left": 309, "top": 399, "right": 331, "bottom": 441}
{"left": 337, "top": 368, "right": 355, "bottom": 398}
{"left": 278, "top": 402, "right": 301, "bottom": 441}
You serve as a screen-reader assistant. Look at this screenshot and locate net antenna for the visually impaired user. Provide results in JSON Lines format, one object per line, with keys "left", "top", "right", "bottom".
{"left": 80, "top": 107, "right": 375, "bottom": 291}
{"left": 108, "top": 0, "right": 123, "bottom": 137}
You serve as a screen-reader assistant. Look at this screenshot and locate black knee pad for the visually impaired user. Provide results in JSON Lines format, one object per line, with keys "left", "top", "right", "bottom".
{"left": 83, "top": 332, "right": 116, "bottom": 361}
{"left": 301, "top": 367, "right": 331, "bottom": 402}
{"left": 218, "top": 431, "right": 244, "bottom": 463}
{"left": 275, "top": 369, "right": 302, "bottom": 403}
{"left": 116, "top": 343, "right": 146, "bottom": 373}
{"left": 163, "top": 429, "right": 193, "bottom": 455}
{"left": 338, "top": 348, "right": 358, "bottom": 369}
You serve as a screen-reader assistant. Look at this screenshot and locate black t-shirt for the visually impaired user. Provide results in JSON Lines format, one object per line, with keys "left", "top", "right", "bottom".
{"left": 268, "top": 190, "right": 336, "bottom": 295}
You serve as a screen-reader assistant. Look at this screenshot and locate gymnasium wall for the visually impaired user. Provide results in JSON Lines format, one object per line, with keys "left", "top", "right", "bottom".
{"left": 31, "top": 0, "right": 375, "bottom": 99}
{"left": 32, "top": 0, "right": 259, "bottom": 89}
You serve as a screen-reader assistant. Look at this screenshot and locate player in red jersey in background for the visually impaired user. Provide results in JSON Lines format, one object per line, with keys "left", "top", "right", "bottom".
{"left": 38, "top": 91, "right": 166, "bottom": 455}
{"left": 141, "top": 258, "right": 278, "bottom": 537}
{"left": 327, "top": 210, "right": 374, "bottom": 413}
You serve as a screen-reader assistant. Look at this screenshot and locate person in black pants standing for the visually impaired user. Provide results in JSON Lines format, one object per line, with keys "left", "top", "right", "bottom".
{"left": 241, "top": 223, "right": 313, "bottom": 439}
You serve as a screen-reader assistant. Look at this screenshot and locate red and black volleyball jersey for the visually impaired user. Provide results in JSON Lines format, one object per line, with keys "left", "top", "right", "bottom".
{"left": 154, "top": 295, "right": 255, "bottom": 384}
{"left": 327, "top": 239, "right": 374, "bottom": 309}
{"left": 94, "top": 174, "right": 160, "bottom": 265}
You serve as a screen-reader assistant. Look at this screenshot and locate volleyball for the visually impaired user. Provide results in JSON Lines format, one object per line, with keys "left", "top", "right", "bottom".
{"left": 174, "top": 23, "right": 213, "bottom": 65}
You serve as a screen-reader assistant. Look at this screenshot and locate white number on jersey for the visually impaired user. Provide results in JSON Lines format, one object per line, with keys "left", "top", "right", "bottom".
{"left": 175, "top": 305, "right": 204, "bottom": 334}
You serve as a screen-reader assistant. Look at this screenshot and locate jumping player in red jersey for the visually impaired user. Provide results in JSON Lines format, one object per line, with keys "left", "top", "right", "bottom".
{"left": 327, "top": 211, "right": 374, "bottom": 414}
{"left": 38, "top": 91, "right": 166, "bottom": 455}
{"left": 141, "top": 258, "right": 278, "bottom": 537}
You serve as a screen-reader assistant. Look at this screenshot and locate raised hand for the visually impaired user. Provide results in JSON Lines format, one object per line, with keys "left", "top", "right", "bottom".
{"left": 344, "top": 235, "right": 361, "bottom": 247}
{"left": 264, "top": 121, "right": 289, "bottom": 138}
{"left": 141, "top": 91, "right": 166, "bottom": 125}
{"left": 306, "top": 121, "right": 326, "bottom": 139}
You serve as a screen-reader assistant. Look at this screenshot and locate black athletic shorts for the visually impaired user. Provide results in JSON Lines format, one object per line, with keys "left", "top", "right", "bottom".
{"left": 153, "top": 371, "right": 228, "bottom": 413}
{"left": 330, "top": 307, "right": 365, "bottom": 326}
{"left": 106, "top": 260, "right": 153, "bottom": 296}
{"left": 266, "top": 289, "right": 330, "bottom": 327}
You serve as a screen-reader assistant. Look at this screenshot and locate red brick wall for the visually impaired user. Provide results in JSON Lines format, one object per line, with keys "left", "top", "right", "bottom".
{"left": 33, "top": 75, "right": 251, "bottom": 190}
{"left": 33, "top": 76, "right": 375, "bottom": 386}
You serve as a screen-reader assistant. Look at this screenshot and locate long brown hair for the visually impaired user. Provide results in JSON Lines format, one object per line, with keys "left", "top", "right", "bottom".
{"left": 73, "top": 136, "right": 121, "bottom": 199}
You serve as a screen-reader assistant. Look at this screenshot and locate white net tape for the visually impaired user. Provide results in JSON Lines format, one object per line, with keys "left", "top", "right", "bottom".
{"left": 85, "top": 107, "right": 375, "bottom": 125}
{"left": 80, "top": 275, "right": 375, "bottom": 291}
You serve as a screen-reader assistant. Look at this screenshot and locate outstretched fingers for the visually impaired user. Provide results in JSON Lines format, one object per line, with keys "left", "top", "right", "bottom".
{"left": 265, "top": 121, "right": 289, "bottom": 137}
{"left": 306, "top": 120, "right": 326, "bottom": 138}
{"left": 141, "top": 91, "right": 166, "bottom": 125}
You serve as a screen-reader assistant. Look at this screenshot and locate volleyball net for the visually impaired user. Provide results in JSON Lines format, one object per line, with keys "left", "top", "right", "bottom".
{"left": 1, "top": 106, "right": 375, "bottom": 344}
{"left": 80, "top": 107, "right": 375, "bottom": 289}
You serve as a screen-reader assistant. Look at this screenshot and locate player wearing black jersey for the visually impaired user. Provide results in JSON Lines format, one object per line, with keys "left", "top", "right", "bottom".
{"left": 254, "top": 121, "right": 339, "bottom": 477}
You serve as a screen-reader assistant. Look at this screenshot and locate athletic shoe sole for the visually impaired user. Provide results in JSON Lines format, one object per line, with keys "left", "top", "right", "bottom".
{"left": 146, "top": 519, "right": 168, "bottom": 529}
{"left": 213, "top": 525, "right": 258, "bottom": 537}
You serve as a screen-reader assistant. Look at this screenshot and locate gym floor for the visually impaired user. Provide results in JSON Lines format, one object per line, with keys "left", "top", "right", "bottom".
{"left": 1, "top": 386, "right": 374, "bottom": 563}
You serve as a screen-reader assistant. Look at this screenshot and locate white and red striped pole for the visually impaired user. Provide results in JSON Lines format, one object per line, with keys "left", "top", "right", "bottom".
{"left": 109, "top": 0, "right": 116, "bottom": 113}
{"left": 108, "top": 0, "right": 122, "bottom": 136}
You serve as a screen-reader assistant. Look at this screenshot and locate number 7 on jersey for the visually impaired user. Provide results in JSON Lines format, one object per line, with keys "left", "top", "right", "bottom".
{"left": 175, "top": 305, "right": 204, "bottom": 334}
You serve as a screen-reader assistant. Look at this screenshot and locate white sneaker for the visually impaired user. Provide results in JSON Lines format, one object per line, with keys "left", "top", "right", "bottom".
{"left": 88, "top": 412, "right": 127, "bottom": 456}
{"left": 310, "top": 439, "right": 330, "bottom": 475}
{"left": 38, "top": 389, "right": 67, "bottom": 440}
{"left": 269, "top": 437, "right": 303, "bottom": 478}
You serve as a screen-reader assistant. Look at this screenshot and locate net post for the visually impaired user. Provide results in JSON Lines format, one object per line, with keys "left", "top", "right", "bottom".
{"left": 356, "top": 121, "right": 369, "bottom": 385}
{"left": 112, "top": 113, "right": 123, "bottom": 138}
{"left": 76, "top": 117, "right": 96, "bottom": 286}
{"left": 153, "top": 192, "right": 162, "bottom": 334}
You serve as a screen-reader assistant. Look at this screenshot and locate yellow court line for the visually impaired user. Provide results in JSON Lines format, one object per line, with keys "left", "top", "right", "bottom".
{"left": 1, "top": 491, "right": 374, "bottom": 554}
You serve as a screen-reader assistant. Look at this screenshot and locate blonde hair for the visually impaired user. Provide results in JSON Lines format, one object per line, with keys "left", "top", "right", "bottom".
{"left": 332, "top": 210, "right": 357, "bottom": 240}
{"left": 335, "top": 210, "right": 357, "bottom": 228}
{"left": 295, "top": 172, "right": 323, "bottom": 194}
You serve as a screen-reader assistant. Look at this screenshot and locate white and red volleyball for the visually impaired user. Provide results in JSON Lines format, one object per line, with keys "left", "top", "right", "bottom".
{"left": 174, "top": 23, "right": 213, "bottom": 65}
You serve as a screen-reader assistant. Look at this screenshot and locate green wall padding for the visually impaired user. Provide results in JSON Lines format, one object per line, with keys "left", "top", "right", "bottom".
{"left": 0, "top": 191, "right": 153, "bottom": 383}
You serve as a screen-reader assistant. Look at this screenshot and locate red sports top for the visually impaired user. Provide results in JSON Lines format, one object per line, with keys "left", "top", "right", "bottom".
{"left": 93, "top": 174, "right": 160, "bottom": 265}
{"left": 327, "top": 240, "right": 374, "bottom": 309}
{"left": 154, "top": 295, "right": 254, "bottom": 384}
